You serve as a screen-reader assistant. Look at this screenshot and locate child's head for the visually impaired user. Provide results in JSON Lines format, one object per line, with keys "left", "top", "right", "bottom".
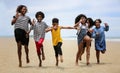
{"left": 16, "top": 5, "right": 27, "bottom": 15}
{"left": 52, "top": 18, "right": 59, "bottom": 26}
{"left": 87, "top": 18, "right": 94, "bottom": 28}
{"left": 75, "top": 14, "right": 87, "bottom": 24}
{"left": 94, "top": 19, "right": 102, "bottom": 28}
{"left": 35, "top": 11, "right": 45, "bottom": 22}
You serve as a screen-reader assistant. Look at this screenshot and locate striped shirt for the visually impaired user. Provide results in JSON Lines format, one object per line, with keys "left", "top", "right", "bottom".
{"left": 14, "top": 15, "right": 31, "bottom": 32}
{"left": 30, "top": 21, "right": 48, "bottom": 42}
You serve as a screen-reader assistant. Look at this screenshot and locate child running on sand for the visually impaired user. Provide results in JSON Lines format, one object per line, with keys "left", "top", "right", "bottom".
{"left": 46, "top": 18, "right": 75, "bottom": 66}
{"left": 11, "top": 5, "right": 32, "bottom": 67}
{"left": 79, "top": 18, "right": 94, "bottom": 64}
{"left": 74, "top": 14, "right": 91, "bottom": 65}
{"left": 92, "top": 19, "right": 109, "bottom": 64}
{"left": 28, "top": 11, "right": 48, "bottom": 67}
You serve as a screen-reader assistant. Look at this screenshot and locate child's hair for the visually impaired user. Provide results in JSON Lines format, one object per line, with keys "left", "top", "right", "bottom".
{"left": 52, "top": 18, "right": 59, "bottom": 24}
{"left": 94, "top": 19, "right": 102, "bottom": 23}
{"left": 75, "top": 14, "right": 87, "bottom": 24}
{"left": 35, "top": 11, "right": 45, "bottom": 19}
{"left": 16, "top": 5, "right": 27, "bottom": 13}
{"left": 87, "top": 18, "right": 94, "bottom": 28}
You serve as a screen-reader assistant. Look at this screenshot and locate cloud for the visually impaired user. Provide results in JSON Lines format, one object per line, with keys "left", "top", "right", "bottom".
{"left": 0, "top": 0, "right": 120, "bottom": 37}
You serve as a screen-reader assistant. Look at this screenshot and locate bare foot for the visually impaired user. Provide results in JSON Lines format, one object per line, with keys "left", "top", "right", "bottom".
{"left": 19, "top": 63, "right": 22, "bottom": 67}
{"left": 97, "top": 60, "right": 100, "bottom": 64}
{"left": 75, "top": 62, "right": 79, "bottom": 66}
{"left": 26, "top": 58, "right": 30, "bottom": 63}
{"left": 60, "top": 58, "right": 63, "bottom": 63}
{"left": 79, "top": 56, "right": 82, "bottom": 61}
{"left": 42, "top": 55, "right": 45, "bottom": 61}
{"left": 87, "top": 62, "right": 90, "bottom": 65}
{"left": 56, "top": 61, "right": 58, "bottom": 66}
{"left": 39, "top": 62, "right": 42, "bottom": 67}
{"left": 60, "top": 56, "right": 63, "bottom": 63}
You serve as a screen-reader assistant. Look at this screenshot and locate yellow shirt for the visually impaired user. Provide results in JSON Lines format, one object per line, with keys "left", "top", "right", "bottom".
{"left": 51, "top": 26, "right": 62, "bottom": 46}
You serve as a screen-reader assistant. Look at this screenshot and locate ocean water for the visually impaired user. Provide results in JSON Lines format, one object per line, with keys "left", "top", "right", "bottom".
{"left": 46, "top": 36, "right": 120, "bottom": 42}
{"left": 57, "top": 36, "right": 120, "bottom": 42}
{"left": 0, "top": 36, "right": 120, "bottom": 42}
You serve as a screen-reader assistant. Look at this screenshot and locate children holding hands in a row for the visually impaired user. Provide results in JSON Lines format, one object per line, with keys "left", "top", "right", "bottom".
{"left": 11, "top": 5, "right": 109, "bottom": 67}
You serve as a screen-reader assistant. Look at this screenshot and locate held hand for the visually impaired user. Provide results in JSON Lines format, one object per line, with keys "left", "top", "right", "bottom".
{"left": 88, "top": 29, "right": 93, "bottom": 33}
{"left": 26, "top": 34, "right": 29, "bottom": 38}
{"left": 74, "top": 27, "right": 78, "bottom": 30}
{"left": 26, "top": 31, "right": 30, "bottom": 38}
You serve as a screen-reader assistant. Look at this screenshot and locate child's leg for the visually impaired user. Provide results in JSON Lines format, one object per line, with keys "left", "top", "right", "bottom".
{"left": 35, "top": 42, "right": 42, "bottom": 67}
{"left": 54, "top": 46, "right": 59, "bottom": 66}
{"left": 96, "top": 50, "right": 100, "bottom": 64}
{"left": 57, "top": 42, "right": 63, "bottom": 63}
{"left": 79, "top": 41, "right": 85, "bottom": 60}
{"left": 38, "top": 54, "right": 42, "bottom": 67}
{"left": 55, "top": 56, "right": 59, "bottom": 66}
{"left": 17, "top": 42, "right": 22, "bottom": 67}
{"left": 38, "top": 38, "right": 45, "bottom": 60}
{"left": 86, "top": 45, "right": 90, "bottom": 65}
{"left": 84, "top": 36, "right": 91, "bottom": 65}
{"left": 24, "top": 45, "right": 30, "bottom": 63}
{"left": 76, "top": 42, "right": 83, "bottom": 65}
{"left": 41, "top": 45, "right": 45, "bottom": 60}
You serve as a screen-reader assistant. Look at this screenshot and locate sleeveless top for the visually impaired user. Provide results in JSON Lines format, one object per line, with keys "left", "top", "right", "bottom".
{"left": 51, "top": 26, "right": 62, "bottom": 46}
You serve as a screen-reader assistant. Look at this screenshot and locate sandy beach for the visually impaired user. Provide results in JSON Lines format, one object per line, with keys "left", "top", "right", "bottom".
{"left": 0, "top": 37, "right": 120, "bottom": 73}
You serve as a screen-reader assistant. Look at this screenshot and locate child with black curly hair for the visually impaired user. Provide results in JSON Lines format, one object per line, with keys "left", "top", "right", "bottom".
{"left": 28, "top": 11, "right": 48, "bottom": 67}
{"left": 11, "top": 5, "right": 32, "bottom": 67}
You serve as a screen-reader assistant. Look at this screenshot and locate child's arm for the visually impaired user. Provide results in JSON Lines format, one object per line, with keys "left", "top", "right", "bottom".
{"left": 74, "top": 19, "right": 82, "bottom": 27}
{"left": 11, "top": 12, "right": 21, "bottom": 25}
{"left": 27, "top": 25, "right": 33, "bottom": 35}
{"left": 45, "top": 27, "right": 52, "bottom": 32}
{"left": 74, "top": 22, "right": 80, "bottom": 27}
{"left": 104, "top": 23, "right": 109, "bottom": 31}
{"left": 27, "top": 19, "right": 35, "bottom": 34}
{"left": 31, "top": 19, "right": 36, "bottom": 26}
{"left": 60, "top": 26, "right": 75, "bottom": 29}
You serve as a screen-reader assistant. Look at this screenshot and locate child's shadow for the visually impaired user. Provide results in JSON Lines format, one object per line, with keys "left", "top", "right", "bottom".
{"left": 22, "top": 65, "right": 65, "bottom": 70}
{"left": 21, "top": 65, "right": 37, "bottom": 68}
{"left": 42, "top": 66, "right": 65, "bottom": 70}
{"left": 79, "top": 62, "right": 112, "bottom": 67}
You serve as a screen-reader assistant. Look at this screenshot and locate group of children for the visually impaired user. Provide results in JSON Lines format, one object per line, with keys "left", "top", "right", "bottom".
{"left": 11, "top": 5, "right": 109, "bottom": 67}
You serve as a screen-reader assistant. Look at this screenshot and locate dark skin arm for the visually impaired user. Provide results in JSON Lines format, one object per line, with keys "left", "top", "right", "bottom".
{"left": 45, "top": 27, "right": 52, "bottom": 32}
{"left": 60, "top": 26, "right": 75, "bottom": 29}
{"left": 11, "top": 12, "right": 21, "bottom": 25}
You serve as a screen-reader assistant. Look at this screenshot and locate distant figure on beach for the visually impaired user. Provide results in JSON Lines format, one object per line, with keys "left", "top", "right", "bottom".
{"left": 46, "top": 18, "right": 75, "bottom": 66}
{"left": 92, "top": 19, "right": 109, "bottom": 64}
{"left": 27, "top": 11, "right": 48, "bottom": 67}
{"left": 11, "top": 5, "right": 32, "bottom": 67}
{"left": 74, "top": 14, "right": 92, "bottom": 65}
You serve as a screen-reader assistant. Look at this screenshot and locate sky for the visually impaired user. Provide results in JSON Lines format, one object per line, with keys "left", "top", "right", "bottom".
{"left": 0, "top": 0, "right": 120, "bottom": 38}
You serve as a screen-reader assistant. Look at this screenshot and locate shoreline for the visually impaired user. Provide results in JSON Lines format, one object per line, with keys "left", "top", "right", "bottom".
{"left": 0, "top": 36, "right": 120, "bottom": 42}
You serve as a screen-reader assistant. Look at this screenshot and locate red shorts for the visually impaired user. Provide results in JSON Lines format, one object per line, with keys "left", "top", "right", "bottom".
{"left": 35, "top": 38, "right": 44, "bottom": 55}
